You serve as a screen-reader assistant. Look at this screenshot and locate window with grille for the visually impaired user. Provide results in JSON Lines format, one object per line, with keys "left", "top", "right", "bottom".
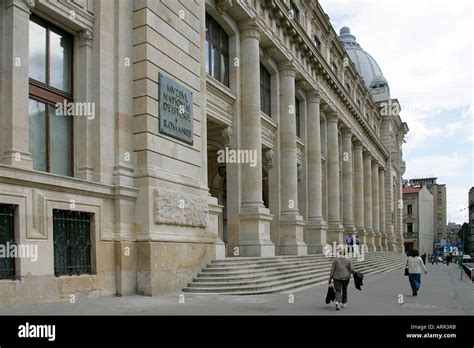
{"left": 205, "top": 14, "right": 229, "bottom": 87}
{"left": 28, "top": 16, "right": 74, "bottom": 177}
{"left": 260, "top": 64, "right": 271, "bottom": 117}
{"left": 0, "top": 205, "right": 16, "bottom": 280}
{"left": 53, "top": 209, "right": 92, "bottom": 276}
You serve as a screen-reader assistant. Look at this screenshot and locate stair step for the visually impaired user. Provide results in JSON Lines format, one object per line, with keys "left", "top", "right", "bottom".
{"left": 183, "top": 252, "right": 407, "bottom": 294}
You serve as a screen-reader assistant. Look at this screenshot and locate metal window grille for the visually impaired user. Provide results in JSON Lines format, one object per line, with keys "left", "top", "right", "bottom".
{"left": 53, "top": 209, "right": 92, "bottom": 276}
{"left": 0, "top": 204, "right": 16, "bottom": 280}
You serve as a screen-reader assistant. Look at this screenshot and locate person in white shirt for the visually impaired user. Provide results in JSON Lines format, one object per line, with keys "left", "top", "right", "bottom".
{"left": 406, "top": 249, "right": 428, "bottom": 296}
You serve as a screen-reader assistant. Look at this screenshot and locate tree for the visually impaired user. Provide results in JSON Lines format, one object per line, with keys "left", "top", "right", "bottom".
{"left": 457, "top": 223, "right": 471, "bottom": 255}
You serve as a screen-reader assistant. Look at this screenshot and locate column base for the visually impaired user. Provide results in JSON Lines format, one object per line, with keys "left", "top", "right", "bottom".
{"left": 381, "top": 233, "right": 388, "bottom": 251}
{"left": 327, "top": 222, "right": 344, "bottom": 245}
{"left": 365, "top": 228, "right": 377, "bottom": 251}
{"left": 306, "top": 219, "right": 328, "bottom": 254}
{"left": 279, "top": 214, "right": 307, "bottom": 255}
{"left": 239, "top": 205, "right": 275, "bottom": 257}
{"left": 373, "top": 230, "right": 382, "bottom": 251}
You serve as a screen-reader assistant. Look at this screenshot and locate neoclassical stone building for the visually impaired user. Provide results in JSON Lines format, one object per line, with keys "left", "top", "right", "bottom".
{"left": 0, "top": 0, "right": 407, "bottom": 306}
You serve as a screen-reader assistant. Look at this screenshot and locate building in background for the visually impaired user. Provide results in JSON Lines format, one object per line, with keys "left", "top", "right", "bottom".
{"left": 408, "top": 178, "right": 447, "bottom": 240}
{"left": 403, "top": 186, "right": 434, "bottom": 255}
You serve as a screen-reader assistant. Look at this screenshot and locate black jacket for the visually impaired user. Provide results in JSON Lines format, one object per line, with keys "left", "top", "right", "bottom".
{"left": 353, "top": 271, "right": 364, "bottom": 290}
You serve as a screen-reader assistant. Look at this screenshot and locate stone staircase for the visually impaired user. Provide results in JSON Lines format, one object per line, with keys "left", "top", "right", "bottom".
{"left": 183, "top": 252, "right": 406, "bottom": 295}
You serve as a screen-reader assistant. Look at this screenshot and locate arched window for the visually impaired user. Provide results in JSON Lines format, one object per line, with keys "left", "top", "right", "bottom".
{"left": 205, "top": 14, "right": 229, "bottom": 87}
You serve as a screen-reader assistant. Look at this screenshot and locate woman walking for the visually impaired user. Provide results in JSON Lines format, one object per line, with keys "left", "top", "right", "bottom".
{"left": 406, "top": 249, "right": 427, "bottom": 296}
{"left": 329, "top": 248, "right": 355, "bottom": 310}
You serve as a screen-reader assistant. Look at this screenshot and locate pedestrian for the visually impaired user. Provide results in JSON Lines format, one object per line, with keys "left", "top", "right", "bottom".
{"left": 328, "top": 247, "right": 355, "bottom": 310}
{"left": 345, "top": 234, "right": 352, "bottom": 246}
{"left": 406, "top": 249, "right": 428, "bottom": 296}
{"left": 421, "top": 253, "right": 426, "bottom": 265}
{"left": 355, "top": 237, "right": 361, "bottom": 246}
{"left": 446, "top": 254, "right": 452, "bottom": 266}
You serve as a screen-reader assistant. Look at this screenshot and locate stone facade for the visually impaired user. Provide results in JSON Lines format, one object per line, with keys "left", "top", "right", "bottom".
{"left": 0, "top": 0, "right": 408, "bottom": 306}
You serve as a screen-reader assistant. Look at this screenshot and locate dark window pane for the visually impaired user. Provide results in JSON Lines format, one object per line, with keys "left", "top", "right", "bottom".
{"left": 222, "top": 53, "right": 229, "bottom": 86}
{"left": 296, "top": 98, "right": 300, "bottom": 137}
{"left": 212, "top": 46, "right": 221, "bottom": 81}
{"left": 29, "top": 20, "right": 47, "bottom": 83}
{"left": 28, "top": 99, "right": 47, "bottom": 172}
{"left": 50, "top": 106, "right": 72, "bottom": 176}
{"left": 260, "top": 64, "right": 271, "bottom": 116}
{"left": 49, "top": 29, "right": 73, "bottom": 93}
{"left": 221, "top": 31, "right": 229, "bottom": 53}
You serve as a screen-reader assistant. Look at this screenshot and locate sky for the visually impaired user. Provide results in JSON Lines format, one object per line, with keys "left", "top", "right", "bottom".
{"left": 319, "top": 0, "right": 474, "bottom": 224}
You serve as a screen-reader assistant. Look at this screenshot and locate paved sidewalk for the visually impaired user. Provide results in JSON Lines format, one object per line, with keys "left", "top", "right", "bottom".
{"left": 0, "top": 263, "right": 472, "bottom": 315}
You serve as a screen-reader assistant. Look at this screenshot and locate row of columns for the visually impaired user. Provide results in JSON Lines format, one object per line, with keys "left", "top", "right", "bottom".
{"left": 238, "top": 22, "right": 392, "bottom": 256}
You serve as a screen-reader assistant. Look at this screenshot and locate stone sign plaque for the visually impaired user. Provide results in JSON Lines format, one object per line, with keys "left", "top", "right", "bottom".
{"left": 158, "top": 73, "right": 193, "bottom": 144}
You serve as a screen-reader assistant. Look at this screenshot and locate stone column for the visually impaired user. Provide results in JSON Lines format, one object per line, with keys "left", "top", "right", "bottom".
{"left": 379, "top": 166, "right": 387, "bottom": 251}
{"left": 326, "top": 111, "right": 344, "bottom": 244}
{"left": 363, "top": 150, "right": 374, "bottom": 251}
{"left": 278, "top": 62, "right": 306, "bottom": 255}
{"left": 353, "top": 140, "right": 365, "bottom": 243}
{"left": 1, "top": 0, "right": 34, "bottom": 168}
{"left": 305, "top": 90, "right": 327, "bottom": 254}
{"left": 238, "top": 22, "right": 274, "bottom": 257}
{"left": 342, "top": 127, "right": 356, "bottom": 235}
{"left": 371, "top": 158, "right": 381, "bottom": 251}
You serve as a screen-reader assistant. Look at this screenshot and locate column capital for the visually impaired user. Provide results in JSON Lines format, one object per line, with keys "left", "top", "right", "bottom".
{"left": 6, "top": 0, "right": 35, "bottom": 13}
{"left": 279, "top": 62, "right": 297, "bottom": 78}
{"left": 341, "top": 126, "right": 352, "bottom": 138}
{"left": 363, "top": 149, "right": 372, "bottom": 159}
{"left": 353, "top": 139, "right": 363, "bottom": 149}
{"left": 326, "top": 110, "right": 339, "bottom": 123}
{"left": 378, "top": 163, "right": 386, "bottom": 171}
{"left": 306, "top": 88, "right": 321, "bottom": 104}
{"left": 371, "top": 157, "right": 379, "bottom": 165}
{"left": 240, "top": 22, "right": 261, "bottom": 40}
{"left": 78, "top": 29, "right": 94, "bottom": 47}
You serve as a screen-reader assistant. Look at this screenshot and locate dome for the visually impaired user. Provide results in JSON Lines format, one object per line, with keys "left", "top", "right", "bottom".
{"left": 339, "top": 27, "right": 388, "bottom": 89}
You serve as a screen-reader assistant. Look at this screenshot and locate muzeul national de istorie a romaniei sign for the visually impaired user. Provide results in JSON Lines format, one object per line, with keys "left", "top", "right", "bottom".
{"left": 159, "top": 73, "right": 194, "bottom": 145}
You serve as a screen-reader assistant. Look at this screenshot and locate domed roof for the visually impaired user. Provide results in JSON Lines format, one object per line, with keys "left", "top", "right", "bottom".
{"left": 339, "top": 27, "right": 388, "bottom": 89}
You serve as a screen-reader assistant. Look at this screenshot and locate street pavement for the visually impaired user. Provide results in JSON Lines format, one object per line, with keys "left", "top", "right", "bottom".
{"left": 0, "top": 262, "right": 472, "bottom": 315}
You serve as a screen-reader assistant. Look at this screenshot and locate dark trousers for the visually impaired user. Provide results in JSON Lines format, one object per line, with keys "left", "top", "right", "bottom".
{"left": 333, "top": 278, "right": 350, "bottom": 303}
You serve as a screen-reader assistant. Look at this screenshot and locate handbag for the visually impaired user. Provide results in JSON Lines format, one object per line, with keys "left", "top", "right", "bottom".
{"left": 325, "top": 282, "right": 336, "bottom": 304}
{"left": 404, "top": 259, "right": 409, "bottom": 276}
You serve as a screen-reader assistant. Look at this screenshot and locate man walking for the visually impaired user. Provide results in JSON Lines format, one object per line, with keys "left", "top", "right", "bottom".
{"left": 329, "top": 248, "right": 355, "bottom": 311}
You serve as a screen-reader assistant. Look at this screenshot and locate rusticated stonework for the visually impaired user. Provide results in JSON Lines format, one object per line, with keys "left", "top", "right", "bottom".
{"left": 154, "top": 188, "right": 208, "bottom": 228}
